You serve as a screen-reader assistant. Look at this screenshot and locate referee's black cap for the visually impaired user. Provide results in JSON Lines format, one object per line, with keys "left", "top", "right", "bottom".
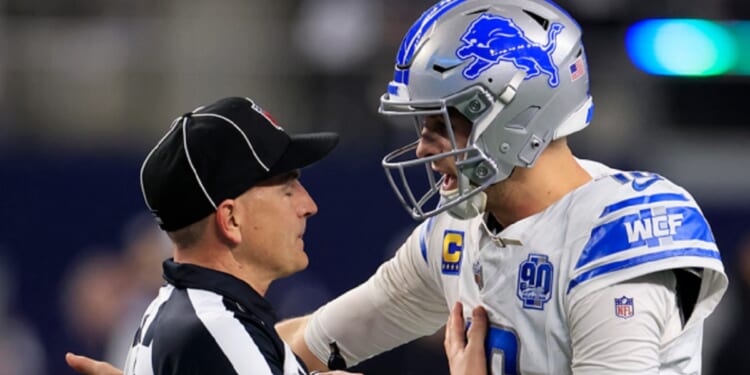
{"left": 140, "top": 96, "right": 338, "bottom": 232}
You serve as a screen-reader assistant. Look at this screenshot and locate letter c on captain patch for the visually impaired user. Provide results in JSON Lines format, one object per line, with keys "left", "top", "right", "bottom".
{"left": 442, "top": 230, "right": 464, "bottom": 275}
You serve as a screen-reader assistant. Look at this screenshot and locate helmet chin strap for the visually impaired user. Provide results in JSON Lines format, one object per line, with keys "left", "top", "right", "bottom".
{"left": 440, "top": 186, "right": 488, "bottom": 220}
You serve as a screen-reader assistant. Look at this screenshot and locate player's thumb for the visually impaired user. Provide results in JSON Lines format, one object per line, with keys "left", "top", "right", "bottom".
{"left": 65, "top": 352, "right": 123, "bottom": 375}
{"left": 466, "top": 305, "right": 488, "bottom": 350}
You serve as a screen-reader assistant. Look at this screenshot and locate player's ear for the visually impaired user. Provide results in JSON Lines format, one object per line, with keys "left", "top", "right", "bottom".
{"left": 215, "top": 199, "right": 242, "bottom": 246}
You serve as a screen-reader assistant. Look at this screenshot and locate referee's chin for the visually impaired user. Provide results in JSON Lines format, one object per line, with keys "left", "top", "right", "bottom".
{"left": 277, "top": 250, "right": 310, "bottom": 279}
{"left": 293, "top": 251, "right": 310, "bottom": 274}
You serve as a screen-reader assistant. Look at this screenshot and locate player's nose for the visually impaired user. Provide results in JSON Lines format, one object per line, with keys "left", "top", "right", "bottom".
{"left": 416, "top": 133, "right": 439, "bottom": 158}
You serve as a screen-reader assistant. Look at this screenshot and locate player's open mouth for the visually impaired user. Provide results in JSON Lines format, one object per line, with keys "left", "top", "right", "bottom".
{"left": 441, "top": 174, "right": 458, "bottom": 191}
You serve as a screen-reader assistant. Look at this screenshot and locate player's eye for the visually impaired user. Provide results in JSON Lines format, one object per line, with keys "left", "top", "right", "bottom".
{"left": 422, "top": 117, "right": 448, "bottom": 136}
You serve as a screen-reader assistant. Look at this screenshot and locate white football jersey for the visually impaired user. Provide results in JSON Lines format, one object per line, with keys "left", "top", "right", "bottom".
{"left": 305, "top": 160, "right": 727, "bottom": 374}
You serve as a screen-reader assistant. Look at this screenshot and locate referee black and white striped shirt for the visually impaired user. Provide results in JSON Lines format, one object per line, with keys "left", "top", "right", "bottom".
{"left": 122, "top": 259, "right": 308, "bottom": 375}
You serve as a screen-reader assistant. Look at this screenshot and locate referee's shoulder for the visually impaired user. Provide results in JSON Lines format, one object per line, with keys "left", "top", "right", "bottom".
{"left": 152, "top": 288, "right": 221, "bottom": 347}
{"left": 147, "top": 288, "right": 254, "bottom": 373}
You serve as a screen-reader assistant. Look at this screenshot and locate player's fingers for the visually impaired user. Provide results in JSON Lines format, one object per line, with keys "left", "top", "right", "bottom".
{"left": 65, "top": 353, "right": 123, "bottom": 375}
{"left": 465, "top": 305, "right": 488, "bottom": 353}
{"left": 445, "top": 301, "right": 466, "bottom": 354}
{"left": 444, "top": 304, "right": 453, "bottom": 353}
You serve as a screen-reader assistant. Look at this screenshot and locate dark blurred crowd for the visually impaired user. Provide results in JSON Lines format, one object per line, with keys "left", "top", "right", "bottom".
{"left": 0, "top": 214, "right": 171, "bottom": 374}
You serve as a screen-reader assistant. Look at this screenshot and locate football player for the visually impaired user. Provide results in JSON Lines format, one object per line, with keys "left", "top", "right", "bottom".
{"left": 283, "top": 0, "right": 727, "bottom": 374}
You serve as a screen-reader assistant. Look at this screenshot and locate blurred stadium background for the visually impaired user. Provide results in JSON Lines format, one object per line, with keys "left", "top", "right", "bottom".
{"left": 0, "top": 0, "right": 748, "bottom": 373}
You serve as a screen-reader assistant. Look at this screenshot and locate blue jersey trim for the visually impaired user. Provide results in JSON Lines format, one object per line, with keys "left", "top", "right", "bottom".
{"left": 612, "top": 173, "right": 630, "bottom": 184}
{"left": 567, "top": 247, "right": 721, "bottom": 293}
{"left": 576, "top": 205, "right": 715, "bottom": 269}
{"left": 419, "top": 217, "right": 436, "bottom": 263}
{"left": 599, "top": 193, "right": 689, "bottom": 218}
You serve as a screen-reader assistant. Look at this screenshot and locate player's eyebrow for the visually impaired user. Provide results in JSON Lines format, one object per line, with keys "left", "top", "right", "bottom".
{"left": 423, "top": 115, "right": 447, "bottom": 133}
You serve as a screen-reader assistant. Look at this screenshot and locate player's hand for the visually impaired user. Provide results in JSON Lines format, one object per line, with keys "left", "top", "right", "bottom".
{"left": 65, "top": 352, "right": 123, "bottom": 375}
{"left": 444, "top": 301, "right": 488, "bottom": 375}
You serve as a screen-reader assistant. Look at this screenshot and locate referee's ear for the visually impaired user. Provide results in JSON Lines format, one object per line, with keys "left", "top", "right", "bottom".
{"left": 215, "top": 198, "right": 242, "bottom": 247}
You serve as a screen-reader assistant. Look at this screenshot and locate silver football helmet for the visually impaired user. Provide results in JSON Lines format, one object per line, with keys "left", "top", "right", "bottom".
{"left": 380, "top": 0, "right": 594, "bottom": 220}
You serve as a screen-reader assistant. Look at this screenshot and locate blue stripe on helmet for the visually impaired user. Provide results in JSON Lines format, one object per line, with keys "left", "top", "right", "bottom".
{"left": 387, "top": 83, "right": 399, "bottom": 95}
{"left": 585, "top": 102, "right": 594, "bottom": 124}
{"left": 543, "top": 0, "right": 581, "bottom": 31}
{"left": 394, "top": 0, "right": 467, "bottom": 84}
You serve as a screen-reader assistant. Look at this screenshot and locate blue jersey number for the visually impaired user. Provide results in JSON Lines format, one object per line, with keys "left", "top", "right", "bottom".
{"left": 612, "top": 172, "right": 663, "bottom": 192}
{"left": 486, "top": 326, "right": 520, "bottom": 375}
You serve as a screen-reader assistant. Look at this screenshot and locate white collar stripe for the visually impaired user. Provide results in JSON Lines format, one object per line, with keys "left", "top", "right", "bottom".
{"left": 187, "top": 289, "right": 274, "bottom": 375}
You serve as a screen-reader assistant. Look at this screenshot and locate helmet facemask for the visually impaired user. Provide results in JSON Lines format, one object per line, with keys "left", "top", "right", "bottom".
{"left": 381, "top": 86, "right": 501, "bottom": 220}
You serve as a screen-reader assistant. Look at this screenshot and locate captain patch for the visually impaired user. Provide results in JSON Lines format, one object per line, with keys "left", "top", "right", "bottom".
{"left": 441, "top": 230, "right": 464, "bottom": 275}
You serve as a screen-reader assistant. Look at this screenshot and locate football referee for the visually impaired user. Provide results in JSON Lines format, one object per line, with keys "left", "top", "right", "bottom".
{"left": 66, "top": 97, "right": 361, "bottom": 375}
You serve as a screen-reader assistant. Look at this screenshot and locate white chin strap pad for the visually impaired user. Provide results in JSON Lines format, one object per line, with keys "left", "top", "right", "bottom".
{"left": 441, "top": 188, "right": 488, "bottom": 220}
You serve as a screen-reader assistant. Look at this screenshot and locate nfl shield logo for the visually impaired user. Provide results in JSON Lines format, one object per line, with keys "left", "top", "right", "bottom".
{"left": 614, "top": 296, "right": 635, "bottom": 319}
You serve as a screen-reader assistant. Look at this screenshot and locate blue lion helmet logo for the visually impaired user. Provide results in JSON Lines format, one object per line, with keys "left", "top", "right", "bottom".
{"left": 456, "top": 14, "right": 564, "bottom": 87}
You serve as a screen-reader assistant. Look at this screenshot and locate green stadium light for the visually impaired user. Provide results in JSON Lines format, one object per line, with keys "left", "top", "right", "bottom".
{"left": 626, "top": 19, "right": 750, "bottom": 76}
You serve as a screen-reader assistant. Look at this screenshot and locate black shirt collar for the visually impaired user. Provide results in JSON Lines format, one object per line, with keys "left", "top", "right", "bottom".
{"left": 162, "top": 258, "right": 279, "bottom": 325}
